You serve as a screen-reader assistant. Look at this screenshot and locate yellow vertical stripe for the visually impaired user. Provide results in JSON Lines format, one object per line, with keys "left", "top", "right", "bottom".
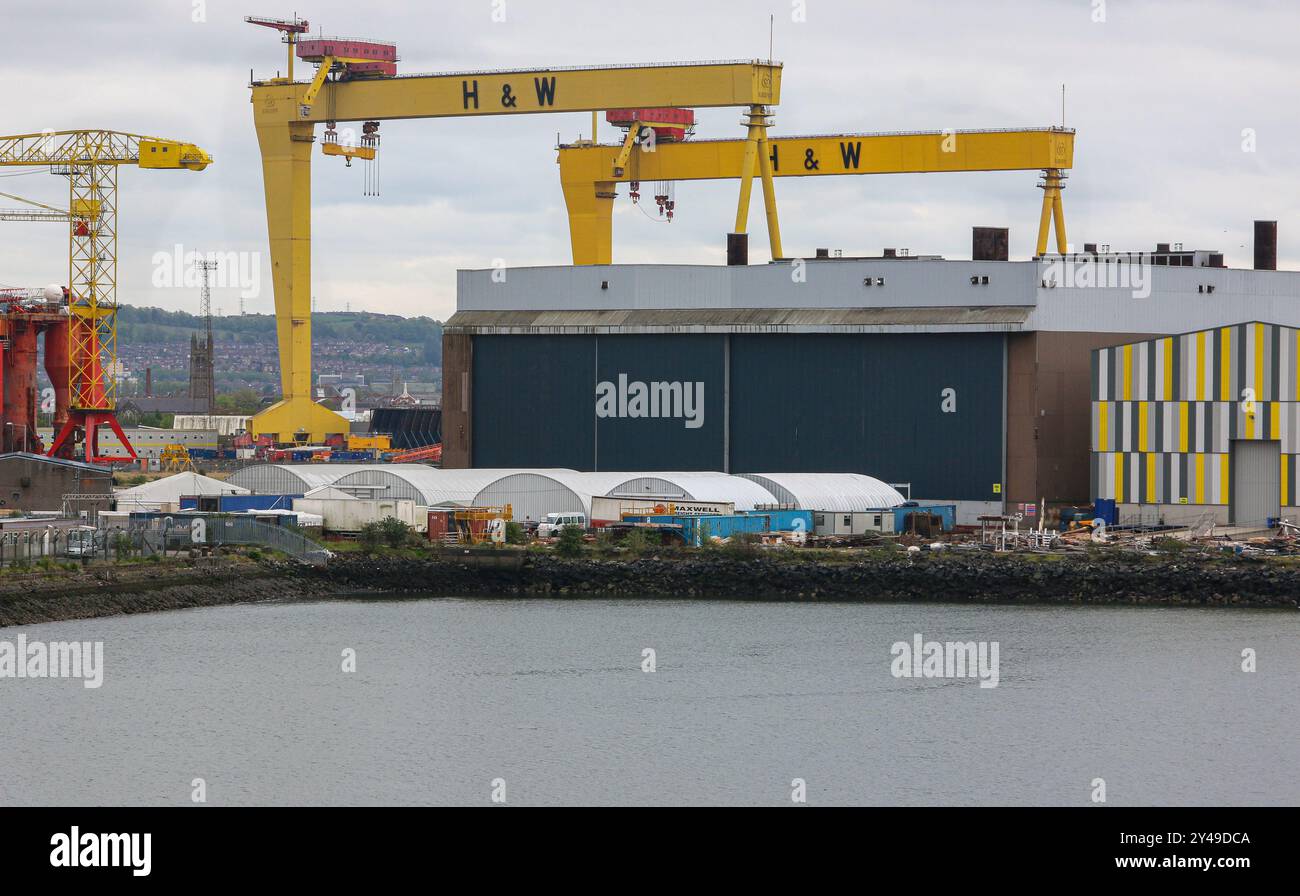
{"left": 1163, "top": 337, "right": 1174, "bottom": 401}
{"left": 1122, "top": 344, "right": 1132, "bottom": 401}
{"left": 1195, "top": 453, "right": 1205, "bottom": 504}
{"left": 1178, "top": 402, "right": 1189, "bottom": 452}
{"left": 1146, "top": 452, "right": 1156, "bottom": 503}
{"left": 1138, "top": 402, "right": 1149, "bottom": 452}
{"left": 1098, "top": 402, "right": 1108, "bottom": 450}
{"left": 1114, "top": 453, "right": 1124, "bottom": 503}
{"left": 1283, "top": 455, "right": 1290, "bottom": 507}
{"left": 1221, "top": 454, "right": 1230, "bottom": 505}
{"left": 1222, "top": 327, "right": 1233, "bottom": 401}
{"left": 1255, "top": 323, "right": 1265, "bottom": 402}
{"left": 1195, "top": 330, "right": 1206, "bottom": 401}
{"left": 1271, "top": 402, "right": 1280, "bottom": 440}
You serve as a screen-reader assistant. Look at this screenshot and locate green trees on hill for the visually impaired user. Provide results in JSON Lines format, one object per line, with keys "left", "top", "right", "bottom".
{"left": 118, "top": 306, "right": 444, "bottom": 365}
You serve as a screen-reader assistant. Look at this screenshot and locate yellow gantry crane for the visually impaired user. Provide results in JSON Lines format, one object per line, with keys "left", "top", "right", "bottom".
{"left": 557, "top": 127, "right": 1075, "bottom": 264}
{"left": 0, "top": 131, "right": 211, "bottom": 460}
{"left": 246, "top": 15, "right": 783, "bottom": 443}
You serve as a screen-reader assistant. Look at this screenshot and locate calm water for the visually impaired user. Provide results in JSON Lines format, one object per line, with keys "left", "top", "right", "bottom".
{"left": 1, "top": 597, "right": 1296, "bottom": 806}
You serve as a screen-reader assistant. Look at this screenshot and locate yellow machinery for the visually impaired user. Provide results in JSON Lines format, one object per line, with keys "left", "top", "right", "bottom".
{"left": 0, "top": 131, "right": 211, "bottom": 452}
{"left": 159, "top": 443, "right": 194, "bottom": 472}
{"left": 557, "top": 127, "right": 1075, "bottom": 264}
{"left": 347, "top": 433, "right": 390, "bottom": 452}
{"left": 247, "top": 16, "right": 782, "bottom": 443}
{"left": 453, "top": 504, "right": 513, "bottom": 545}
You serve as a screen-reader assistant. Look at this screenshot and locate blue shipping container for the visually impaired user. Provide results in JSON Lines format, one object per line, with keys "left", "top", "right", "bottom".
{"left": 626, "top": 511, "right": 813, "bottom": 546}
{"left": 179, "top": 494, "right": 301, "bottom": 512}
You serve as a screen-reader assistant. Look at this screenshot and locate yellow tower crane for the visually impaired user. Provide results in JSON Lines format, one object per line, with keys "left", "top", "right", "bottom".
{"left": 246, "top": 15, "right": 783, "bottom": 444}
{"left": 557, "top": 127, "right": 1075, "bottom": 265}
{"left": 0, "top": 131, "right": 211, "bottom": 460}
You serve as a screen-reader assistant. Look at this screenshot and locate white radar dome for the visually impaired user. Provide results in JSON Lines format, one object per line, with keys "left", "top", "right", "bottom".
{"left": 42, "top": 284, "right": 64, "bottom": 302}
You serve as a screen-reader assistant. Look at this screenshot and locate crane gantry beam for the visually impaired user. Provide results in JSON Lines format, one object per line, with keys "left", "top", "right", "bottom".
{"left": 249, "top": 58, "right": 782, "bottom": 443}
{"left": 557, "top": 127, "right": 1076, "bottom": 264}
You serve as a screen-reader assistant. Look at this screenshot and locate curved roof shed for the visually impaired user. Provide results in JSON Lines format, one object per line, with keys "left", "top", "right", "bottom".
{"left": 603, "top": 472, "right": 778, "bottom": 511}
{"left": 331, "top": 467, "right": 564, "bottom": 506}
{"left": 227, "top": 464, "right": 375, "bottom": 495}
{"left": 737, "top": 473, "right": 905, "bottom": 512}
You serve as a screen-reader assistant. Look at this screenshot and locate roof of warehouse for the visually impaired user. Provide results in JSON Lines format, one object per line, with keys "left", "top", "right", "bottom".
{"left": 332, "top": 467, "right": 581, "bottom": 506}
{"left": 445, "top": 306, "right": 1031, "bottom": 334}
{"left": 227, "top": 464, "right": 380, "bottom": 494}
{"left": 602, "top": 472, "right": 778, "bottom": 510}
{"left": 738, "top": 473, "right": 906, "bottom": 512}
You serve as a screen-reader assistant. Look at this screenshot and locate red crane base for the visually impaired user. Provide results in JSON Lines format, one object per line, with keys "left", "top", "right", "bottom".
{"left": 47, "top": 411, "right": 137, "bottom": 464}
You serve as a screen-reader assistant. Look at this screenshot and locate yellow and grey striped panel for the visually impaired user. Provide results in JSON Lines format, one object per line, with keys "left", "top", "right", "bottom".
{"left": 1093, "top": 322, "right": 1294, "bottom": 404}
{"left": 1092, "top": 451, "right": 1300, "bottom": 506}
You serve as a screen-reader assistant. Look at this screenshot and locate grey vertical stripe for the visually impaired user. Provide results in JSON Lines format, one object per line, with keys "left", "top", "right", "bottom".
{"left": 1271, "top": 323, "right": 1281, "bottom": 402}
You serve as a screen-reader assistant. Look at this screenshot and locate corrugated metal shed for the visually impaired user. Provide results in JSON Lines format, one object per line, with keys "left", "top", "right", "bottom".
{"left": 474, "top": 471, "right": 633, "bottom": 523}
{"left": 738, "top": 473, "right": 905, "bottom": 512}
{"left": 605, "top": 472, "right": 777, "bottom": 510}
{"left": 227, "top": 464, "right": 376, "bottom": 495}
{"left": 332, "top": 467, "right": 578, "bottom": 507}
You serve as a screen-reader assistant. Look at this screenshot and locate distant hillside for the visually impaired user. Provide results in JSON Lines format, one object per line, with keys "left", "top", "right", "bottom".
{"left": 118, "top": 306, "right": 443, "bottom": 363}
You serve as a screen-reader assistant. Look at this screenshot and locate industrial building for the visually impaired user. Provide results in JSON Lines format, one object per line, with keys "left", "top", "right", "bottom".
{"left": 1091, "top": 321, "right": 1300, "bottom": 528}
{"left": 0, "top": 452, "right": 113, "bottom": 518}
{"left": 442, "top": 224, "right": 1300, "bottom": 523}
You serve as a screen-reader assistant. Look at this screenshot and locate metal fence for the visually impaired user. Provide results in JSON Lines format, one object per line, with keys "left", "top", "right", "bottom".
{"left": 0, "top": 516, "right": 331, "bottom": 566}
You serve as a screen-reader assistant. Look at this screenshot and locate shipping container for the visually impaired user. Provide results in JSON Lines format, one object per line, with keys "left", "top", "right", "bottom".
{"left": 624, "top": 511, "right": 813, "bottom": 546}
{"left": 179, "top": 494, "right": 302, "bottom": 513}
{"left": 292, "top": 497, "right": 427, "bottom": 534}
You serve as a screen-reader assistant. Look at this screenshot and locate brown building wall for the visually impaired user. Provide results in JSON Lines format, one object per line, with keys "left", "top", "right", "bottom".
{"left": 440, "top": 334, "right": 473, "bottom": 469}
{"left": 1005, "top": 330, "right": 1158, "bottom": 506}
{"left": 0, "top": 455, "right": 112, "bottom": 517}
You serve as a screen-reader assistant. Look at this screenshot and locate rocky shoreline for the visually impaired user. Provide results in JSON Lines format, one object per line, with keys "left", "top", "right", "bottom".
{"left": 0, "top": 559, "right": 340, "bottom": 628}
{"left": 1, "top": 549, "right": 1296, "bottom": 628}
{"left": 312, "top": 550, "right": 1300, "bottom": 608}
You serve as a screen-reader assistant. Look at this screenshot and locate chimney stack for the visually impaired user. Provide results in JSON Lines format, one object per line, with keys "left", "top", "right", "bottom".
{"left": 145, "top": 367, "right": 152, "bottom": 398}
{"left": 972, "top": 227, "right": 1009, "bottom": 261}
{"left": 1254, "top": 220, "right": 1277, "bottom": 271}
{"left": 726, "top": 233, "right": 748, "bottom": 266}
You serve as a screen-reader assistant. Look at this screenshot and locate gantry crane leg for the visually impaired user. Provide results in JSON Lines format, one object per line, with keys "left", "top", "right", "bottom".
{"left": 252, "top": 102, "right": 348, "bottom": 442}
{"left": 1035, "top": 167, "right": 1068, "bottom": 255}
{"left": 731, "top": 105, "right": 782, "bottom": 260}
{"left": 755, "top": 126, "right": 783, "bottom": 260}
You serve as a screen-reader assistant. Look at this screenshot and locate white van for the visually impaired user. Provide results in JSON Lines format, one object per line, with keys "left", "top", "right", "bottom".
{"left": 538, "top": 512, "right": 587, "bottom": 537}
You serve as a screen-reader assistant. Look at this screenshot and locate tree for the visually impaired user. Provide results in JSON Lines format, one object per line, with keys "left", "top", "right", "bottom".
{"left": 378, "top": 516, "right": 411, "bottom": 548}
{"left": 505, "top": 520, "right": 525, "bottom": 545}
{"left": 555, "top": 524, "right": 584, "bottom": 557}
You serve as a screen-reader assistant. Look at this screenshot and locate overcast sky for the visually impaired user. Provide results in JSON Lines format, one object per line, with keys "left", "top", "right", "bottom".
{"left": 1, "top": 0, "right": 1297, "bottom": 321}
